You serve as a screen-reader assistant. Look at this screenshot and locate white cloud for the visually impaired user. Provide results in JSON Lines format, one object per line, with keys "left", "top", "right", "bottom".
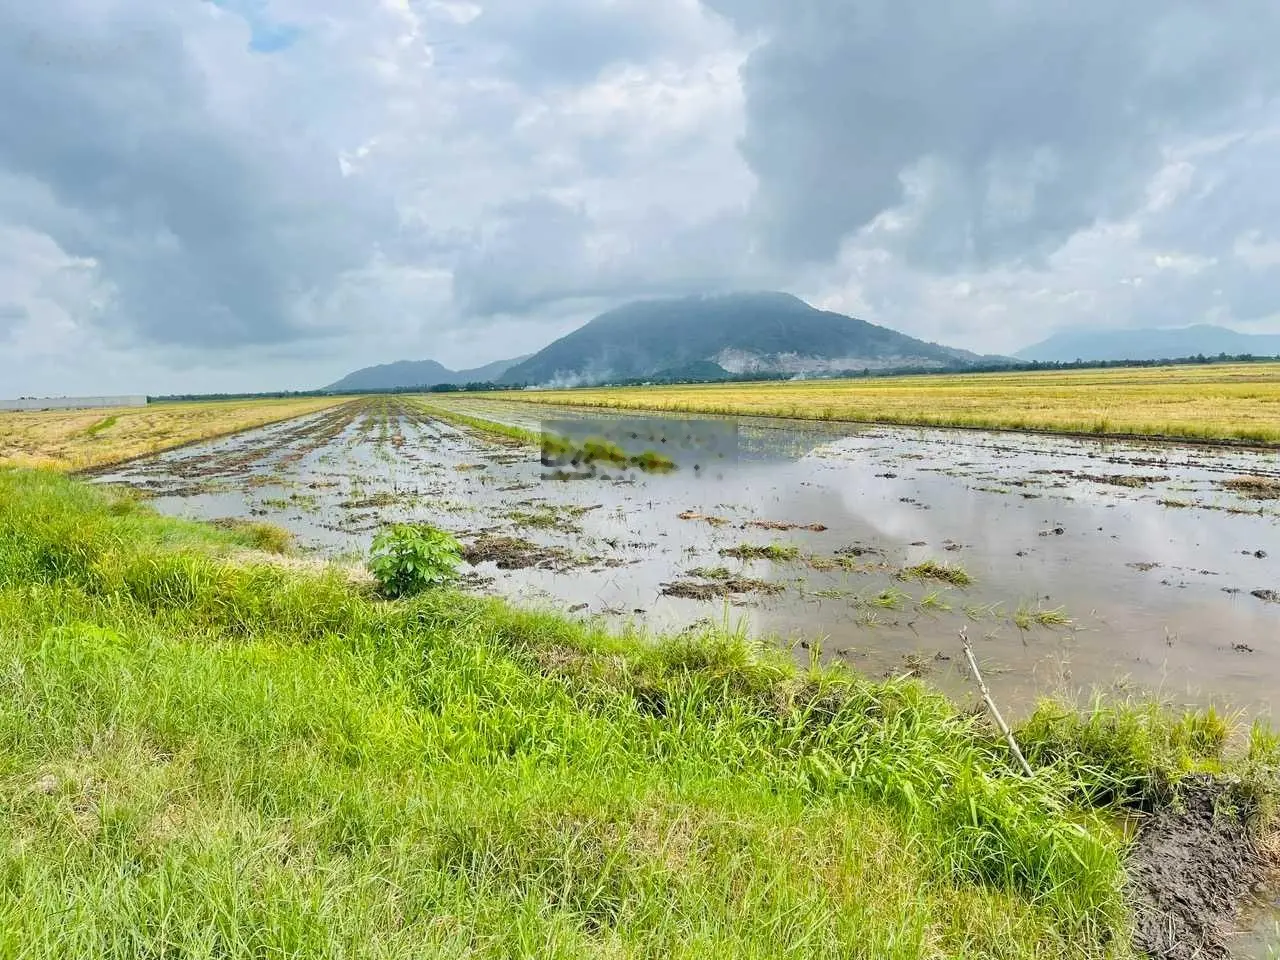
{"left": 1, "top": 0, "right": 1279, "bottom": 393}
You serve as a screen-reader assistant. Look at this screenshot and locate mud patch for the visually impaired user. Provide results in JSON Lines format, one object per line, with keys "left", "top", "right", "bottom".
{"left": 1127, "top": 776, "right": 1270, "bottom": 960}
{"left": 661, "top": 577, "right": 784, "bottom": 600}
{"left": 744, "top": 519, "right": 829, "bottom": 532}
{"left": 1080, "top": 473, "right": 1171, "bottom": 488}
{"left": 462, "top": 534, "right": 581, "bottom": 572}
{"left": 677, "top": 509, "right": 729, "bottom": 526}
{"left": 1221, "top": 476, "right": 1280, "bottom": 501}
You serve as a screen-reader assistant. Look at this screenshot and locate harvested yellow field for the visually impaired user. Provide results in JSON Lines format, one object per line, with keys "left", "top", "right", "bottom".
{"left": 0, "top": 397, "right": 352, "bottom": 472}
{"left": 494, "top": 363, "right": 1280, "bottom": 445}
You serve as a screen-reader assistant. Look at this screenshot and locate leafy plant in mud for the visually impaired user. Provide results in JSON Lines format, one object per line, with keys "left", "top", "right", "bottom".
{"left": 369, "top": 524, "right": 462, "bottom": 598}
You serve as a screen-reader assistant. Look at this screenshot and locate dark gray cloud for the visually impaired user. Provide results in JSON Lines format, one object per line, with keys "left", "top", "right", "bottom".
{"left": 0, "top": 1, "right": 398, "bottom": 350}
{"left": 704, "top": 0, "right": 1280, "bottom": 269}
{"left": 452, "top": 196, "right": 758, "bottom": 316}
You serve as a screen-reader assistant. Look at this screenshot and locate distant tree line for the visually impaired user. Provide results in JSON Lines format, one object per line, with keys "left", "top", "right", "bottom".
{"left": 149, "top": 352, "right": 1279, "bottom": 403}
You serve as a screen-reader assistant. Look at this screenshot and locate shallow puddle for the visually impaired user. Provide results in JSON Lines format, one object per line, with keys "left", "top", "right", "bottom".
{"left": 93, "top": 396, "right": 1279, "bottom": 719}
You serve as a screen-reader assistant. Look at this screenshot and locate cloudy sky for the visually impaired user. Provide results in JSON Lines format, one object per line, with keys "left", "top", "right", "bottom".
{"left": 3, "top": 0, "right": 1279, "bottom": 395}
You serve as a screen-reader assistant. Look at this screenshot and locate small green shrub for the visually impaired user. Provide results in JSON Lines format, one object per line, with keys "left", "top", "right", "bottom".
{"left": 369, "top": 524, "right": 462, "bottom": 598}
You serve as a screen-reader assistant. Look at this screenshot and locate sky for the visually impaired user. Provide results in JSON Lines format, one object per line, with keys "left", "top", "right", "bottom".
{"left": 2, "top": 1, "right": 1280, "bottom": 395}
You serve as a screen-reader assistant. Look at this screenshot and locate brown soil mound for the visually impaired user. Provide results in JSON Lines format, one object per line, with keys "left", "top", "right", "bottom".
{"left": 1127, "top": 776, "right": 1270, "bottom": 960}
{"left": 1220, "top": 476, "right": 1280, "bottom": 500}
{"left": 462, "top": 535, "right": 578, "bottom": 572}
{"left": 661, "top": 578, "right": 783, "bottom": 600}
{"left": 1080, "top": 473, "right": 1171, "bottom": 488}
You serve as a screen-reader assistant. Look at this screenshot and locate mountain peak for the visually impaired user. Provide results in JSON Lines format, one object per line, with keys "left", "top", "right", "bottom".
{"left": 326, "top": 355, "right": 530, "bottom": 392}
{"left": 500, "top": 291, "right": 977, "bottom": 386}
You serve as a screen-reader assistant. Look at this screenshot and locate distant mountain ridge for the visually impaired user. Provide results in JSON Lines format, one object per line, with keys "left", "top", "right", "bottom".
{"left": 327, "top": 355, "right": 530, "bottom": 392}
{"left": 500, "top": 292, "right": 996, "bottom": 386}
{"left": 1017, "top": 325, "right": 1280, "bottom": 362}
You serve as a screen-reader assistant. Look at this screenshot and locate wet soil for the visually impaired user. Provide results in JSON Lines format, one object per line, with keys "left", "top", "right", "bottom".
{"left": 661, "top": 576, "right": 784, "bottom": 600}
{"left": 461, "top": 534, "right": 582, "bottom": 572}
{"left": 1128, "top": 776, "right": 1275, "bottom": 960}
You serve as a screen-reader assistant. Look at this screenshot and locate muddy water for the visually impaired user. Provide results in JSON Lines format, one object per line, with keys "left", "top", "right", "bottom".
{"left": 93, "top": 397, "right": 1279, "bottom": 718}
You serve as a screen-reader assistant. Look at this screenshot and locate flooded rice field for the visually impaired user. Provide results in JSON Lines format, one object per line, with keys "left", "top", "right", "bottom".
{"left": 93, "top": 396, "right": 1280, "bottom": 718}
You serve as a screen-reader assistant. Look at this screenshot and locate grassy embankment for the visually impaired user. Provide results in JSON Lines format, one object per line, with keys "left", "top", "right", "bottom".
{"left": 489, "top": 363, "right": 1280, "bottom": 445}
{"left": 0, "top": 397, "right": 352, "bottom": 472}
{"left": 2, "top": 467, "right": 1276, "bottom": 957}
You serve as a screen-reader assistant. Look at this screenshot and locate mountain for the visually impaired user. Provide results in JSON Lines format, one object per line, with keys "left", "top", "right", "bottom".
{"left": 327, "top": 355, "right": 530, "bottom": 392}
{"left": 500, "top": 292, "right": 985, "bottom": 386}
{"left": 1016, "top": 325, "right": 1280, "bottom": 363}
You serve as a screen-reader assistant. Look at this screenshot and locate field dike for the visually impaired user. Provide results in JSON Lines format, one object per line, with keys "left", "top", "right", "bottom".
{"left": 1, "top": 467, "right": 1276, "bottom": 958}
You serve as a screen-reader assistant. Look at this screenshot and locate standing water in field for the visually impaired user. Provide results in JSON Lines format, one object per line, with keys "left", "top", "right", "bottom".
{"left": 93, "top": 396, "right": 1280, "bottom": 718}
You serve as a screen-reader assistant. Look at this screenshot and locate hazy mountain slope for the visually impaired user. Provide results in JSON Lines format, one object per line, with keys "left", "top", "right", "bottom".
{"left": 327, "top": 355, "right": 530, "bottom": 391}
{"left": 1016, "top": 325, "right": 1280, "bottom": 362}
{"left": 455, "top": 356, "right": 532, "bottom": 383}
{"left": 501, "top": 292, "right": 974, "bottom": 385}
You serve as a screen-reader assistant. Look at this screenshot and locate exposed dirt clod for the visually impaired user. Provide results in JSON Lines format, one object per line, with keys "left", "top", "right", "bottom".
{"left": 462, "top": 534, "right": 581, "bottom": 571}
{"left": 1126, "top": 776, "right": 1271, "bottom": 960}
{"left": 661, "top": 577, "right": 783, "bottom": 600}
{"left": 1080, "top": 473, "right": 1171, "bottom": 488}
{"left": 1220, "top": 476, "right": 1280, "bottom": 500}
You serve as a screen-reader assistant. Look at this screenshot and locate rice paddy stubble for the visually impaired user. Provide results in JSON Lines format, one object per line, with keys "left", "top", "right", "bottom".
{"left": 484, "top": 363, "right": 1280, "bottom": 445}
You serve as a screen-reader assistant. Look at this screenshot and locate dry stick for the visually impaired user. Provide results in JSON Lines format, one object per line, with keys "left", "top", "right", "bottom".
{"left": 960, "top": 628, "right": 1034, "bottom": 778}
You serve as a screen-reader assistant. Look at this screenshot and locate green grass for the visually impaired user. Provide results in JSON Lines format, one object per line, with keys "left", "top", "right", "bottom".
{"left": 414, "top": 402, "right": 540, "bottom": 446}
{"left": 0, "top": 467, "right": 1275, "bottom": 958}
{"left": 84, "top": 414, "right": 119, "bottom": 438}
{"left": 898, "top": 560, "right": 974, "bottom": 587}
{"left": 720, "top": 543, "right": 801, "bottom": 562}
{"left": 1014, "top": 605, "right": 1073, "bottom": 630}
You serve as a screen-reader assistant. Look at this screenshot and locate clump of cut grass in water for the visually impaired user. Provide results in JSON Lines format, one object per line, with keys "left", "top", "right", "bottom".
{"left": 918, "top": 591, "right": 952, "bottom": 613}
{"left": 340, "top": 491, "right": 400, "bottom": 509}
{"left": 808, "top": 586, "right": 853, "bottom": 600}
{"left": 1220, "top": 475, "right": 1280, "bottom": 500}
{"left": 963, "top": 601, "right": 1004, "bottom": 622}
{"left": 1014, "top": 604, "right": 1072, "bottom": 630}
{"left": 1158, "top": 498, "right": 1193, "bottom": 509}
{"left": 863, "top": 587, "right": 910, "bottom": 610}
{"left": 803, "top": 553, "right": 869, "bottom": 572}
{"left": 897, "top": 559, "right": 973, "bottom": 587}
{"left": 719, "top": 542, "right": 800, "bottom": 562}
{"left": 661, "top": 576, "right": 783, "bottom": 600}
{"left": 687, "top": 565, "right": 733, "bottom": 580}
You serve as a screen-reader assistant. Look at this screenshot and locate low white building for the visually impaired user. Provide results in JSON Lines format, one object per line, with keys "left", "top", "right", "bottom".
{"left": 0, "top": 396, "right": 148, "bottom": 412}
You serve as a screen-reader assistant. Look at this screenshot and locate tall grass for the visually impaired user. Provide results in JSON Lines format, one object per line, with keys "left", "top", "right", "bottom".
{"left": 0, "top": 468, "right": 1273, "bottom": 958}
